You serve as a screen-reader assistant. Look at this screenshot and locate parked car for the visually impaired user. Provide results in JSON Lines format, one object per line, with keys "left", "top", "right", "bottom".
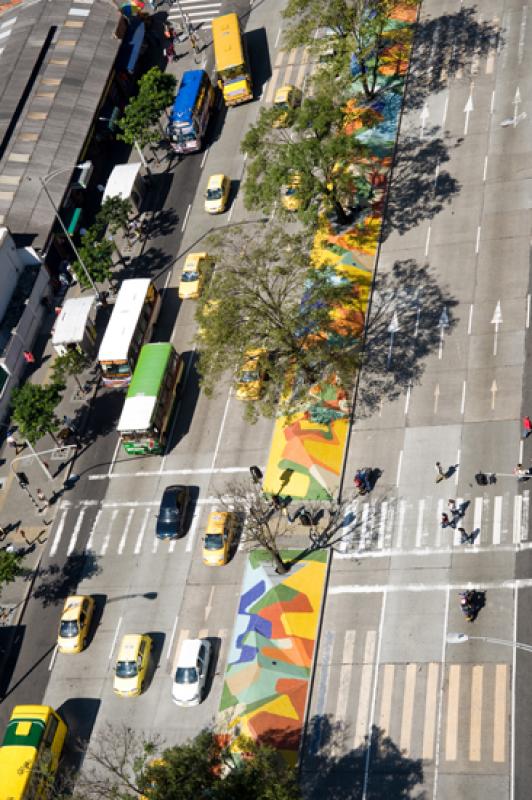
{"left": 156, "top": 485, "right": 190, "bottom": 539}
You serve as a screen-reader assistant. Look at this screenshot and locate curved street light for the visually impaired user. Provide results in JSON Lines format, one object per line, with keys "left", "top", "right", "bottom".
{"left": 36, "top": 163, "right": 99, "bottom": 298}
{"left": 447, "top": 632, "right": 532, "bottom": 654}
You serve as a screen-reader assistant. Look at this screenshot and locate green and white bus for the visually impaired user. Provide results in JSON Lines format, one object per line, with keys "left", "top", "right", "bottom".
{"left": 117, "top": 343, "right": 184, "bottom": 455}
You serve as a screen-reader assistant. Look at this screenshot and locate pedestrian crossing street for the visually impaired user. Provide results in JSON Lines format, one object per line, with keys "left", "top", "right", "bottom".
{"left": 339, "top": 490, "right": 530, "bottom": 555}
{"left": 310, "top": 629, "right": 509, "bottom": 767}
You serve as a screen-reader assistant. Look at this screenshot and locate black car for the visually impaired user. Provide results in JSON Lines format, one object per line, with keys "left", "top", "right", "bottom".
{"left": 156, "top": 485, "right": 190, "bottom": 539}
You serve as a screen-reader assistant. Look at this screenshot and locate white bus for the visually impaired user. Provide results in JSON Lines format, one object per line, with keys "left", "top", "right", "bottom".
{"left": 98, "top": 278, "right": 161, "bottom": 387}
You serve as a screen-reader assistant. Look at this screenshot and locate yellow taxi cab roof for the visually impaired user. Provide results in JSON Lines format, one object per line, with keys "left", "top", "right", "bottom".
{"left": 274, "top": 85, "right": 294, "bottom": 103}
{"left": 118, "top": 634, "right": 144, "bottom": 659}
{"left": 184, "top": 252, "right": 207, "bottom": 268}
{"left": 206, "top": 510, "right": 231, "bottom": 534}
{"left": 61, "top": 595, "right": 86, "bottom": 621}
{"left": 242, "top": 348, "right": 265, "bottom": 366}
{"left": 207, "top": 174, "right": 226, "bottom": 189}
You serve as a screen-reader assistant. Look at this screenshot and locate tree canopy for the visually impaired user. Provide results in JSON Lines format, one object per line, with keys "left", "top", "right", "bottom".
{"left": 70, "top": 725, "right": 301, "bottom": 800}
{"left": 74, "top": 227, "right": 115, "bottom": 289}
{"left": 0, "top": 548, "right": 25, "bottom": 594}
{"left": 117, "top": 67, "right": 177, "bottom": 148}
{"left": 195, "top": 224, "right": 364, "bottom": 422}
{"left": 11, "top": 382, "right": 64, "bottom": 445}
{"left": 282, "top": 0, "right": 416, "bottom": 100}
{"left": 241, "top": 91, "right": 372, "bottom": 226}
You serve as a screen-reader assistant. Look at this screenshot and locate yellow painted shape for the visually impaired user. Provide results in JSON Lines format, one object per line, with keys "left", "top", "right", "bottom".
{"left": 281, "top": 561, "right": 327, "bottom": 638}
{"left": 255, "top": 693, "right": 301, "bottom": 721}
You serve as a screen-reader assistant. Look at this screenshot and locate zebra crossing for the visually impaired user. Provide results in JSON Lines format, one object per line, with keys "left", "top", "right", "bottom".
{"left": 166, "top": 0, "right": 222, "bottom": 31}
{"left": 339, "top": 490, "right": 530, "bottom": 555}
{"left": 310, "top": 628, "right": 509, "bottom": 766}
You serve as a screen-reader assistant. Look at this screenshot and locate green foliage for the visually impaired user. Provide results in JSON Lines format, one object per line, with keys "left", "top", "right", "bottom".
{"left": 195, "top": 224, "right": 362, "bottom": 421}
{"left": 74, "top": 227, "right": 114, "bottom": 288}
{"left": 96, "top": 197, "right": 133, "bottom": 234}
{"left": 11, "top": 382, "right": 64, "bottom": 445}
{"left": 282, "top": 0, "right": 416, "bottom": 99}
{"left": 117, "top": 66, "right": 177, "bottom": 148}
{"left": 0, "top": 548, "right": 25, "bottom": 592}
{"left": 51, "top": 349, "right": 91, "bottom": 390}
{"left": 241, "top": 90, "right": 371, "bottom": 228}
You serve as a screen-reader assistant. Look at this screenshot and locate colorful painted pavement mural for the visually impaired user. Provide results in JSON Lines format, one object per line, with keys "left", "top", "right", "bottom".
{"left": 219, "top": 549, "right": 328, "bottom": 764}
{"left": 264, "top": 2, "right": 419, "bottom": 501}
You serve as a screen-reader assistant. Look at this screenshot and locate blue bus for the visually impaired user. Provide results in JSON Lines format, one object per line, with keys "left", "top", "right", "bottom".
{"left": 167, "top": 69, "right": 215, "bottom": 154}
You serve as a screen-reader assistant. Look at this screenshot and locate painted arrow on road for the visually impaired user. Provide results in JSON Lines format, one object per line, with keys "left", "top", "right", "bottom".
{"left": 438, "top": 306, "right": 449, "bottom": 359}
{"left": 501, "top": 87, "right": 527, "bottom": 127}
{"left": 463, "top": 89, "right": 474, "bottom": 135}
{"left": 420, "top": 102, "right": 429, "bottom": 138}
{"left": 491, "top": 300, "right": 503, "bottom": 355}
{"left": 387, "top": 311, "right": 400, "bottom": 368}
{"left": 491, "top": 379, "right": 498, "bottom": 410}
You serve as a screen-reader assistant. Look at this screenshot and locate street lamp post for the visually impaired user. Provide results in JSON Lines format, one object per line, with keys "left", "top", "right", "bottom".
{"left": 447, "top": 632, "right": 532, "bottom": 654}
{"left": 37, "top": 164, "right": 99, "bottom": 299}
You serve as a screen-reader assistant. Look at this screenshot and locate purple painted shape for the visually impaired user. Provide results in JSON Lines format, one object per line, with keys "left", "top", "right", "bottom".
{"left": 234, "top": 613, "right": 273, "bottom": 663}
{"left": 239, "top": 580, "right": 266, "bottom": 614}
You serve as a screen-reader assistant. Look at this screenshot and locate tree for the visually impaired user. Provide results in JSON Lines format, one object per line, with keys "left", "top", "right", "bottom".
{"left": 282, "top": 0, "right": 417, "bottom": 100}
{"left": 74, "top": 227, "right": 114, "bottom": 289}
{"left": 117, "top": 67, "right": 177, "bottom": 149}
{"left": 11, "top": 382, "right": 64, "bottom": 445}
{"left": 0, "top": 548, "right": 25, "bottom": 593}
{"left": 72, "top": 724, "right": 301, "bottom": 800}
{"left": 51, "top": 349, "right": 91, "bottom": 393}
{"left": 95, "top": 196, "right": 133, "bottom": 235}
{"left": 241, "top": 91, "right": 372, "bottom": 226}
{"left": 218, "top": 479, "right": 348, "bottom": 574}
{"left": 195, "top": 224, "right": 364, "bottom": 421}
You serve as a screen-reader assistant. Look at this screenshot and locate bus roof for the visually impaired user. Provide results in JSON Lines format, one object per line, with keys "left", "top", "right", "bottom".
{"left": 169, "top": 69, "right": 205, "bottom": 126}
{"left": 0, "top": 706, "right": 54, "bottom": 800}
{"left": 0, "top": 746, "right": 37, "bottom": 798}
{"left": 98, "top": 279, "right": 152, "bottom": 363}
{"left": 117, "top": 343, "right": 175, "bottom": 432}
{"left": 212, "top": 13, "right": 244, "bottom": 72}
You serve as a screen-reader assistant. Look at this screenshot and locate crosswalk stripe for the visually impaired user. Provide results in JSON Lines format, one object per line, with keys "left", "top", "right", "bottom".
{"left": 378, "top": 663, "right": 394, "bottom": 734}
{"left": 100, "top": 509, "right": 117, "bottom": 555}
{"left": 422, "top": 662, "right": 439, "bottom": 759}
{"left": 85, "top": 508, "right": 102, "bottom": 553}
{"left": 360, "top": 502, "right": 369, "bottom": 550}
{"left": 378, "top": 501, "right": 386, "bottom": 549}
{"left": 198, "top": 628, "right": 208, "bottom": 638}
{"left": 118, "top": 508, "right": 134, "bottom": 554}
{"left": 354, "top": 631, "right": 376, "bottom": 747}
{"left": 415, "top": 499, "right": 424, "bottom": 548}
{"left": 334, "top": 630, "right": 356, "bottom": 744}
{"left": 172, "top": 628, "right": 189, "bottom": 672}
{"left": 445, "top": 664, "right": 460, "bottom": 761}
{"left": 135, "top": 508, "right": 150, "bottom": 555}
{"left": 50, "top": 509, "right": 67, "bottom": 557}
{"left": 473, "top": 496, "right": 483, "bottom": 539}
{"left": 493, "top": 664, "right": 507, "bottom": 762}
{"left": 469, "top": 665, "right": 483, "bottom": 761}
{"left": 396, "top": 500, "right": 406, "bottom": 549}
{"left": 436, "top": 498, "right": 444, "bottom": 547}
{"left": 493, "top": 496, "right": 502, "bottom": 544}
{"left": 399, "top": 663, "right": 416, "bottom": 755}
{"left": 67, "top": 508, "right": 86, "bottom": 555}
{"left": 384, "top": 501, "right": 394, "bottom": 549}
{"left": 513, "top": 495, "right": 522, "bottom": 543}
{"left": 522, "top": 490, "right": 529, "bottom": 540}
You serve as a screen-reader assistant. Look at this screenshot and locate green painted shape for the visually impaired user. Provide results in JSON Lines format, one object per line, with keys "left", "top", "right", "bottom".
{"left": 249, "top": 583, "right": 298, "bottom": 614}
{"left": 127, "top": 343, "right": 174, "bottom": 399}
{"left": 247, "top": 548, "right": 327, "bottom": 568}
{"left": 220, "top": 680, "right": 239, "bottom": 711}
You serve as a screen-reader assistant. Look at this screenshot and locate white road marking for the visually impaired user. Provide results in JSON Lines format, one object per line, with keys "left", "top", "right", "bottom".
{"left": 454, "top": 450, "right": 460, "bottom": 486}
{"left": 441, "top": 93, "right": 449, "bottom": 127}
{"left": 166, "top": 615, "right": 179, "bottom": 661}
{"left": 210, "top": 389, "right": 232, "bottom": 472}
{"left": 518, "top": 5, "right": 527, "bottom": 64}
{"left": 460, "top": 380, "right": 467, "bottom": 415}
{"left": 108, "top": 437, "right": 121, "bottom": 478}
{"left": 424, "top": 225, "right": 431, "bottom": 256}
{"left": 331, "top": 576, "right": 532, "bottom": 594}
{"left": 49, "top": 510, "right": 68, "bottom": 558}
{"left": 118, "top": 508, "right": 134, "bottom": 554}
{"left": 483, "top": 155, "right": 488, "bottom": 181}
{"left": 181, "top": 203, "right": 191, "bottom": 232}
{"left": 274, "top": 26, "right": 281, "bottom": 48}
{"left": 467, "top": 303, "right": 474, "bottom": 334}
{"left": 473, "top": 496, "right": 483, "bottom": 541}
{"left": 435, "top": 498, "right": 444, "bottom": 548}
{"left": 521, "top": 491, "right": 529, "bottom": 541}
{"left": 378, "top": 502, "right": 386, "bottom": 549}
{"left": 415, "top": 499, "right": 425, "bottom": 548}
{"left": 200, "top": 147, "right": 209, "bottom": 169}
{"left": 186, "top": 510, "right": 201, "bottom": 553}
{"left": 396, "top": 500, "right": 406, "bottom": 549}
{"left": 135, "top": 508, "right": 151, "bottom": 554}
{"left": 108, "top": 616, "right": 122, "bottom": 661}
{"left": 101, "top": 509, "right": 117, "bottom": 555}
{"left": 89, "top": 465, "right": 251, "bottom": 481}
{"left": 492, "top": 496, "right": 502, "bottom": 544}
{"left": 396, "top": 449, "right": 403, "bottom": 486}
{"left": 67, "top": 508, "right": 86, "bottom": 555}
{"left": 48, "top": 645, "right": 58, "bottom": 671}
{"left": 527, "top": 294, "right": 531, "bottom": 329}
{"left": 490, "top": 89, "right": 495, "bottom": 114}
{"left": 85, "top": 508, "right": 102, "bottom": 552}
{"left": 475, "top": 225, "right": 481, "bottom": 253}
{"left": 404, "top": 384, "right": 411, "bottom": 415}
{"left": 513, "top": 495, "right": 523, "bottom": 543}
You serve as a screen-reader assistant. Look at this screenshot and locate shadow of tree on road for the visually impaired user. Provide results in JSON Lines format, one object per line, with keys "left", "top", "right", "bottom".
{"left": 300, "top": 716, "right": 426, "bottom": 799}
{"left": 32, "top": 553, "right": 101, "bottom": 608}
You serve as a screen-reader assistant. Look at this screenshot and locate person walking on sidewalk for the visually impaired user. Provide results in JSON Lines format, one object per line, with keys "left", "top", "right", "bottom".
{"left": 435, "top": 462, "right": 445, "bottom": 483}
{"left": 36, "top": 488, "right": 48, "bottom": 510}
{"left": 6, "top": 432, "right": 25, "bottom": 455}
{"left": 513, "top": 463, "right": 530, "bottom": 482}
{"left": 523, "top": 416, "right": 532, "bottom": 439}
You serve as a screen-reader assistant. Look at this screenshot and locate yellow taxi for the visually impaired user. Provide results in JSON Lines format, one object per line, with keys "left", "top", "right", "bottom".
{"left": 281, "top": 172, "right": 302, "bottom": 211}
{"left": 272, "top": 85, "right": 302, "bottom": 127}
{"left": 113, "top": 633, "right": 152, "bottom": 697}
{"left": 235, "top": 349, "right": 267, "bottom": 400}
{"left": 204, "top": 174, "right": 230, "bottom": 214}
{"left": 57, "top": 595, "right": 95, "bottom": 654}
{"left": 178, "top": 252, "right": 210, "bottom": 299}
{"left": 202, "top": 511, "right": 237, "bottom": 566}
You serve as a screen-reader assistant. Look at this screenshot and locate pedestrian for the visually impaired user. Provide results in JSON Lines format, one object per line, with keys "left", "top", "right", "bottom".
{"left": 0, "top": 525, "right": 6, "bottom": 540}
{"left": 523, "top": 416, "right": 532, "bottom": 439}
{"left": 58, "top": 272, "right": 70, "bottom": 289}
{"left": 36, "top": 488, "right": 48, "bottom": 509}
{"left": 249, "top": 465, "right": 263, "bottom": 484}
{"left": 6, "top": 433, "right": 24, "bottom": 455}
{"left": 435, "top": 461, "right": 446, "bottom": 483}
{"left": 457, "top": 527, "right": 472, "bottom": 545}
{"left": 164, "top": 40, "right": 179, "bottom": 62}
{"left": 271, "top": 494, "right": 282, "bottom": 511}
{"left": 23, "top": 350, "right": 35, "bottom": 364}
{"left": 513, "top": 463, "right": 530, "bottom": 482}
{"left": 441, "top": 513, "right": 451, "bottom": 529}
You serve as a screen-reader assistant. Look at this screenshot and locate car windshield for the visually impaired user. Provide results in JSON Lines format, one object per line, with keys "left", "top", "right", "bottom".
{"left": 205, "top": 533, "right": 223, "bottom": 550}
{"left": 239, "top": 369, "right": 259, "bottom": 383}
{"left": 207, "top": 188, "right": 222, "bottom": 200}
{"left": 175, "top": 666, "right": 198, "bottom": 684}
{"left": 59, "top": 619, "right": 78, "bottom": 638}
{"left": 182, "top": 271, "right": 199, "bottom": 281}
{"left": 116, "top": 660, "right": 138, "bottom": 678}
{"left": 275, "top": 100, "right": 288, "bottom": 110}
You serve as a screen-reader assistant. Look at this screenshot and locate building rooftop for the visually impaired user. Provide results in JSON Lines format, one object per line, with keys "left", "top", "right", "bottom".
{"left": 0, "top": 0, "right": 122, "bottom": 247}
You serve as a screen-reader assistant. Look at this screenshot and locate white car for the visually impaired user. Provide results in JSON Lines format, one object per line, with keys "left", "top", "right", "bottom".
{"left": 172, "top": 638, "right": 212, "bottom": 706}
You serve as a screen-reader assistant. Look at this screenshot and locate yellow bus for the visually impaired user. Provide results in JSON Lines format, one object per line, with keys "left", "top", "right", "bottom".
{"left": 212, "top": 13, "right": 253, "bottom": 106}
{"left": 0, "top": 705, "right": 68, "bottom": 800}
